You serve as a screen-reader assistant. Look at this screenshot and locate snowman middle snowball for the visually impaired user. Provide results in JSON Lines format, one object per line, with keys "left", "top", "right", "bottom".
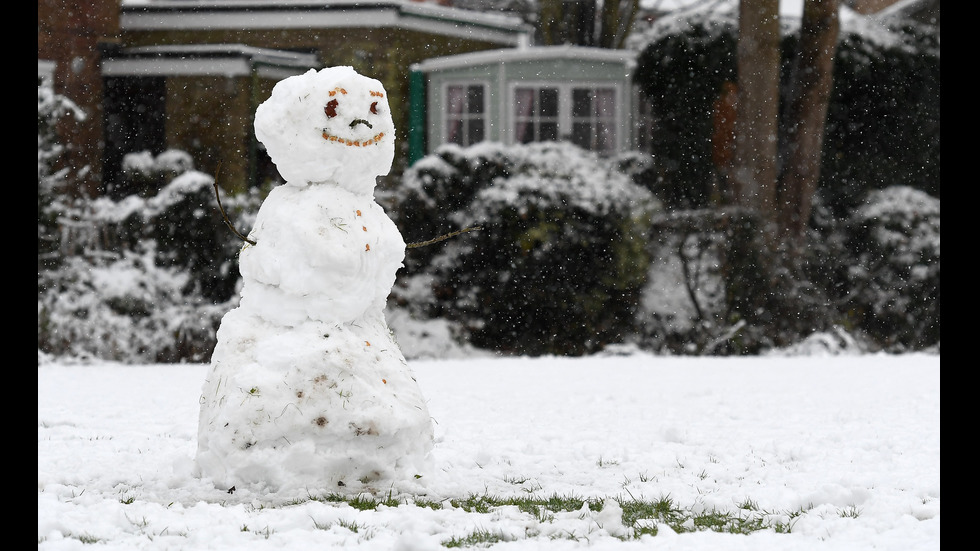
{"left": 196, "top": 67, "right": 433, "bottom": 493}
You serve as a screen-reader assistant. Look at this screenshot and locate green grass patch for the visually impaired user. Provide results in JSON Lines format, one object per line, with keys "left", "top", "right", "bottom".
{"left": 276, "top": 487, "right": 804, "bottom": 543}
{"left": 337, "top": 519, "right": 361, "bottom": 533}
{"left": 413, "top": 497, "right": 445, "bottom": 510}
{"left": 443, "top": 528, "right": 506, "bottom": 548}
{"left": 74, "top": 533, "right": 103, "bottom": 544}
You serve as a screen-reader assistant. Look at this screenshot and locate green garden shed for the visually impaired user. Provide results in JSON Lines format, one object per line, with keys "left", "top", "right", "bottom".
{"left": 409, "top": 45, "right": 642, "bottom": 164}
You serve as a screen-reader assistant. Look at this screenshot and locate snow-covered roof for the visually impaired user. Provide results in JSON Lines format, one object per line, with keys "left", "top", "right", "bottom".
{"left": 100, "top": 44, "right": 321, "bottom": 79}
{"left": 413, "top": 44, "right": 637, "bottom": 73}
{"left": 120, "top": 0, "right": 532, "bottom": 47}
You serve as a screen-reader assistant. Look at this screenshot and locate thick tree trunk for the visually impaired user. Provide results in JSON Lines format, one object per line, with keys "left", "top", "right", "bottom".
{"left": 732, "top": 0, "right": 781, "bottom": 223}
{"left": 778, "top": 0, "right": 840, "bottom": 244}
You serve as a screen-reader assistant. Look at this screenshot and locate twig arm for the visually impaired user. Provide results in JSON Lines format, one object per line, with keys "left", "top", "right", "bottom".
{"left": 406, "top": 226, "right": 482, "bottom": 249}
{"left": 212, "top": 181, "right": 256, "bottom": 246}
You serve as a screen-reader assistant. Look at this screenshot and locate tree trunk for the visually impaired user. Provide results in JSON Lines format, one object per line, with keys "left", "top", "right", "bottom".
{"left": 732, "top": 0, "right": 781, "bottom": 224}
{"left": 537, "top": 0, "right": 567, "bottom": 45}
{"left": 777, "top": 0, "right": 840, "bottom": 245}
{"left": 538, "top": 0, "right": 637, "bottom": 49}
{"left": 598, "top": 0, "right": 640, "bottom": 49}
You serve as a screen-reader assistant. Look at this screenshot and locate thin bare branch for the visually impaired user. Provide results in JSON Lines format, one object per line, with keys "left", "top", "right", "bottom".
{"left": 406, "top": 226, "right": 482, "bottom": 249}
{"left": 211, "top": 173, "right": 255, "bottom": 246}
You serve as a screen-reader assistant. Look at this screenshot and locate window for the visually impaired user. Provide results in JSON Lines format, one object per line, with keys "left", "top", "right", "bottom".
{"left": 445, "top": 83, "right": 486, "bottom": 147}
{"left": 514, "top": 86, "right": 559, "bottom": 144}
{"left": 571, "top": 87, "right": 616, "bottom": 153}
{"left": 511, "top": 83, "right": 619, "bottom": 153}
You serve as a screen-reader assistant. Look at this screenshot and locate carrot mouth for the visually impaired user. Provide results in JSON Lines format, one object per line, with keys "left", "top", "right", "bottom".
{"left": 321, "top": 131, "right": 386, "bottom": 147}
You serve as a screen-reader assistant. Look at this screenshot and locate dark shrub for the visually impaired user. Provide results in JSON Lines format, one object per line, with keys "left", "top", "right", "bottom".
{"left": 390, "top": 142, "right": 661, "bottom": 356}
{"left": 842, "top": 186, "right": 940, "bottom": 350}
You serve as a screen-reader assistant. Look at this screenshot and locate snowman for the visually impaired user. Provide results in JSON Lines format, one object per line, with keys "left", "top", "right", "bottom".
{"left": 196, "top": 66, "right": 433, "bottom": 492}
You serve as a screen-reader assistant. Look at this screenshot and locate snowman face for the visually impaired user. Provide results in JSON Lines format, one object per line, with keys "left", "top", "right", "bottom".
{"left": 255, "top": 67, "right": 396, "bottom": 193}
{"left": 321, "top": 86, "right": 389, "bottom": 148}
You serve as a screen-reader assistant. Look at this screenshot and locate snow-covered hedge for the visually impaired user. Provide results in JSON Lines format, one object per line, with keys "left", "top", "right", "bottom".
{"left": 843, "top": 186, "right": 940, "bottom": 350}
{"left": 390, "top": 142, "right": 661, "bottom": 356}
{"left": 37, "top": 150, "right": 261, "bottom": 363}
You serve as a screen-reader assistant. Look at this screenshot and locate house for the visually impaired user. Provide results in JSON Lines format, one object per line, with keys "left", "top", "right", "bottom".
{"left": 38, "top": 0, "right": 930, "bottom": 196}
{"left": 38, "top": 0, "right": 532, "bottom": 195}
{"left": 408, "top": 45, "right": 642, "bottom": 163}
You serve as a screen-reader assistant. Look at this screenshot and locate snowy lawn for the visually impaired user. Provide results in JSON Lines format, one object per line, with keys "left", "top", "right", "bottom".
{"left": 38, "top": 352, "right": 939, "bottom": 550}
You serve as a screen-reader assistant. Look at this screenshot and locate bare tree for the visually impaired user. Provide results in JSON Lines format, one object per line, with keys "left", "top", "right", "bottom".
{"left": 732, "top": 0, "right": 840, "bottom": 249}
{"left": 778, "top": 0, "right": 840, "bottom": 246}
{"left": 731, "top": 0, "right": 780, "bottom": 225}
{"left": 721, "top": 0, "right": 842, "bottom": 347}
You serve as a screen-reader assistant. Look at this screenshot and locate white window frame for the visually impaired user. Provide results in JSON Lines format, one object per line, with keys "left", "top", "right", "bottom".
{"left": 441, "top": 80, "right": 489, "bottom": 147}
{"left": 507, "top": 81, "right": 622, "bottom": 153}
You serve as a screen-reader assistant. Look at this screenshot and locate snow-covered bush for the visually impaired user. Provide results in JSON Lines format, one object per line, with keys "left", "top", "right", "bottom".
{"left": 140, "top": 166, "right": 253, "bottom": 302}
{"left": 766, "top": 325, "right": 874, "bottom": 357}
{"left": 843, "top": 186, "right": 940, "bottom": 350}
{"left": 38, "top": 246, "right": 227, "bottom": 362}
{"left": 390, "top": 142, "right": 661, "bottom": 356}
{"left": 113, "top": 149, "right": 197, "bottom": 199}
{"left": 38, "top": 83, "right": 83, "bottom": 274}
{"left": 632, "top": 14, "right": 737, "bottom": 209}
{"left": 38, "top": 150, "right": 261, "bottom": 363}
{"left": 389, "top": 142, "right": 513, "bottom": 272}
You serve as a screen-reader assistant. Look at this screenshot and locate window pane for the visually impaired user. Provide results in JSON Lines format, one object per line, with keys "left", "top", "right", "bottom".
{"left": 446, "top": 120, "right": 462, "bottom": 145}
{"left": 596, "top": 122, "right": 615, "bottom": 152}
{"left": 595, "top": 89, "right": 615, "bottom": 118}
{"left": 469, "top": 119, "right": 485, "bottom": 144}
{"left": 468, "top": 85, "right": 484, "bottom": 114}
{"left": 515, "top": 88, "right": 534, "bottom": 118}
{"left": 572, "top": 89, "right": 591, "bottom": 118}
{"left": 540, "top": 122, "right": 559, "bottom": 142}
{"left": 447, "top": 85, "right": 466, "bottom": 115}
{"left": 572, "top": 121, "right": 591, "bottom": 149}
{"left": 539, "top": 88, "right": 559, "bottom": 117}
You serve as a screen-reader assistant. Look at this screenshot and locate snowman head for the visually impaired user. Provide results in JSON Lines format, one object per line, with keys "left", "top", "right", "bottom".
{"left": 255, "top": 66, "right": 395, "bottom": 194}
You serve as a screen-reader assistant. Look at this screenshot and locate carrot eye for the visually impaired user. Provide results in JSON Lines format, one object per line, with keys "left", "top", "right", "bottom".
{"left": 370, "top": 101, "right": 378, "bottom": 115}
{"left": 325, "top": 99, "right": 339, "bottom": 118}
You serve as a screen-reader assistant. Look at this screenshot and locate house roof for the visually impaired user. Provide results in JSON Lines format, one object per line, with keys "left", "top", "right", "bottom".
{"left": 119, "top": 0, "right": 532, "bottom": 46}
{"left": 412, "top": 45, "right": 637, "bottom": 73}
{"left": 100, "top": 44, "right": 321, "bottom": 79}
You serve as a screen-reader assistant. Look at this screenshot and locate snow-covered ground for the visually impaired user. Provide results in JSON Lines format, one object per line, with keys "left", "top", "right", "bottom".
{"left": 38, "top": 352, "right": 939, "bottom": 550}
